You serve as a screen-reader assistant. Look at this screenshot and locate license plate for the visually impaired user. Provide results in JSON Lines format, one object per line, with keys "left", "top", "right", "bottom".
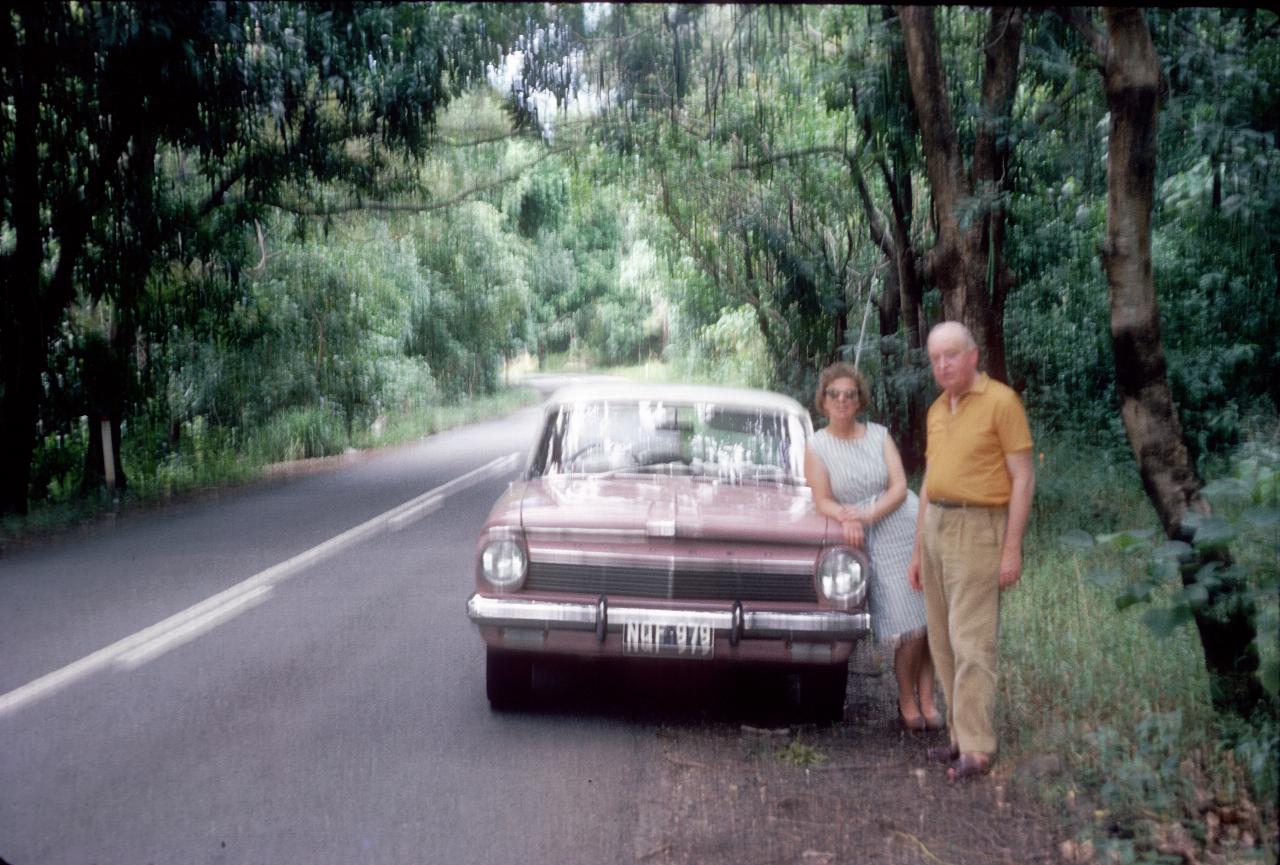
{"left": 622, "top": 621, "right": 715, "bottom": 658}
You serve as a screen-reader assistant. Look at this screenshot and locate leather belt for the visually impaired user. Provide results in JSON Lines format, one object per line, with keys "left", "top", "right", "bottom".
{"left": 930, "top": 499, "right": 1002, "bottom": 509}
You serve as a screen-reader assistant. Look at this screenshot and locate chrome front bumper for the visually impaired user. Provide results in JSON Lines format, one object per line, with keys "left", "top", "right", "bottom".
{"left": 466, "top": 594, "right": 870, "bottom": 642}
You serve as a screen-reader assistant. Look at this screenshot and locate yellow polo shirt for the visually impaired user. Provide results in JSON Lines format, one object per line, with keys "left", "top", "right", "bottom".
{"left": 925, "top": 373, "right": 1032, "bottom": 506}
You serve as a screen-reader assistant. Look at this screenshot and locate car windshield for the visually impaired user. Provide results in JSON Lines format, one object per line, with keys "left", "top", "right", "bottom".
{"left": 529, "top": 399, "right": 809, "bottom": 484}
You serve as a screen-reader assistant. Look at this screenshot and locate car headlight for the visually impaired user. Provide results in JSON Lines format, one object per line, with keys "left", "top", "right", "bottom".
{"left": 816, "top": 548, "right": 867, "bottom": 609}
{"left": 480, "top": 538, "right": 527, "bottom": 591}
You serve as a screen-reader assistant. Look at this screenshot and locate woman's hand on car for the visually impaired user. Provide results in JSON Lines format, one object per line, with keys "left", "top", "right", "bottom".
{"left": 840, "top": 516, "right": 865, "bottom": 548}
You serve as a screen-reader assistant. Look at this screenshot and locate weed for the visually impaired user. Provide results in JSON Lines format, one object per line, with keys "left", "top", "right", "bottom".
{"left": 775, "top": 739, "right": 828, "bottom": 768}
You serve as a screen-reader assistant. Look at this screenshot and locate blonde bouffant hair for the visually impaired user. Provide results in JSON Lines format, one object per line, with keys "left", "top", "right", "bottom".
{"left": 814, "top": 362, "right": 871, "bottom": 417}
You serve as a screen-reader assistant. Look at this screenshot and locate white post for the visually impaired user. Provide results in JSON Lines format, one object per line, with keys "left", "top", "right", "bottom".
{"left": 100, "top": 418, "right": 115, "bottom": 490}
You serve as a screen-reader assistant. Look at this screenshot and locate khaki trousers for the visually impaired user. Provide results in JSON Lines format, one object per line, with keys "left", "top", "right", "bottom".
{"left": 920, "top": 503, "right": 1006, "bottom": 756}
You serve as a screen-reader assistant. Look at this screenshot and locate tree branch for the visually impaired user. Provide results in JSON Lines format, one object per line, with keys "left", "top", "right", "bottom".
{"left": 433, "top": 116, "right": 593, "bottom": 148}
{"left": 732, "top": 145, "right": 849, "bottom": 172}
{"left": 853, "top": 161, "right": 895, "bottom": 260}
{"left": 433, "top": 129, "right": 541, "bottom": 148}
{"left": 271, "top": 146, "right": 570, "bottom": 218}
{"left": 197, "top": 161, "right": 250, "bottom": 220}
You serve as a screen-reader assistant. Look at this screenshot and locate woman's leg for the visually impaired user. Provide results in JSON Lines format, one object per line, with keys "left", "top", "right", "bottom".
{"left": 894, "top": 636, "right": 926, "bottom": 724}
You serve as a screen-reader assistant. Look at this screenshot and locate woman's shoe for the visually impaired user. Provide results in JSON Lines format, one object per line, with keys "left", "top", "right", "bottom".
{"left": 923, "top": 712, "right": 945, "bottom": 731}
{"left": 898, "top": 709, "right": 927, "bottom": 732}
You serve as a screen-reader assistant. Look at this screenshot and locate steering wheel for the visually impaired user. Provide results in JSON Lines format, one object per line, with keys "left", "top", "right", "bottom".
{"left": 565, "top": 441, "right": 634, "bottom": 466}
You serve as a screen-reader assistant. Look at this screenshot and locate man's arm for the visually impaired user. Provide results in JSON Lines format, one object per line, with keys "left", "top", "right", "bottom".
{"left": 999, "top": 450, "right": 1035, "bottom": 590}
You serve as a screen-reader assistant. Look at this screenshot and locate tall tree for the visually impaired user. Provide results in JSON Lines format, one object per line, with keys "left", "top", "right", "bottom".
{"left": 1065, "top": 6, "right": 1267, "bottom": 718}
{"left": 0, "top": 2, "right": 515, "bottom": 515}
{"left": 897, "top": 5, "right": 1023, "bottom": 383}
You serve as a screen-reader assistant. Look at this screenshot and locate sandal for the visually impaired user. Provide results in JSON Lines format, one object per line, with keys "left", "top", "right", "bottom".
{"left": 898, "top": 709, "right": 927, "bottom": 732}
{"left": 946, "top": 752, "right": 991, "bottom": 783}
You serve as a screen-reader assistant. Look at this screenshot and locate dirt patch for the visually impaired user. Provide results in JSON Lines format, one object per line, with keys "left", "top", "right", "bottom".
{"left": 629, "top": 643, "right": 1061, "bottom": 865}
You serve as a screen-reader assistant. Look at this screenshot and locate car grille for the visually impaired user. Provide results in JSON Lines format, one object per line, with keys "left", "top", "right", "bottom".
{"left": 525, "top": 560, "right": 818, "bottom": 603}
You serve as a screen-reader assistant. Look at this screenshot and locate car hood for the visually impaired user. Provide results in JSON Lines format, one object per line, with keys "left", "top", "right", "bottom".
{"left": 504, "top": 474, "right": 832, "bottom": 546}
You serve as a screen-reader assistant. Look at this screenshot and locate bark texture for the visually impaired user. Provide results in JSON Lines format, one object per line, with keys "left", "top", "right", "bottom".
{"left": 897, "top": 5, "right": 1022, "bottom": 383}
{"left": 1097, "top": 7, "right": 1265, "bottom": 718}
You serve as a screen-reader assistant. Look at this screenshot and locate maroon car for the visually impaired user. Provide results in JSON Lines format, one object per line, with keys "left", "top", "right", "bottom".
{"left": 466, "top": 382, "right": 870, "bottom": 717}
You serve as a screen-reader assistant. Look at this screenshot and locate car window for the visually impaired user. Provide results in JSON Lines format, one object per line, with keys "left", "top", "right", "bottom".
{"left": 530, "top": 399, "right": 808, "bottom": 484}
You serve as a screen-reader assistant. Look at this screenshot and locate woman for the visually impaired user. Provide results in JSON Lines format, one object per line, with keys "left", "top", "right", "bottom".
{"left": 805, "top": 363, "right": 940, "bottom": 731}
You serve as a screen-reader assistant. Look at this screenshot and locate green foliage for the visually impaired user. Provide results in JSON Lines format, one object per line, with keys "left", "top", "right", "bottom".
{"left": 663, "top": 305, "right": 773, "bottom": 390}
{"left": 775, "top": 739, "right": 828, "bottom": 769}
{"left": 28, "top": 420, "right": 88, "bottom": 505}
{"left": 1004, "top": 432, "right": 1277, "bottom": 862}
{"left": 122, "top": 414, "right": 252, "bottom": 501}
{"left": 1085, "top": 713, "right": 1190, "bottom": 825}
{"left": 408, "top": 200, "right": 530, "bottom": 395}
{"left": 1219, "top": 712, "right": 1280, "bottom": 812}
{"left": 1006, "top": 8, "right": 1280, "bottom": 458}
{"left": 247, "top": 407, "right": 349, "bottom": 463}
{"left": 1065, "top": 446, "right": 1279, "bottom": 702}
{"left": 521, "top": 179, "right": 666, "bottom": 368}
{"left": 0, "top": 1, "right": 528, "bottom": 514}
{"left": 1033, "top": 433, "right": 1145, "bottom": 531}
{"left": 515, "top": 170, "right": 569, "bottom": 238}
{"left": 1037, "top": 436, "right": 1279, "bottom": 851}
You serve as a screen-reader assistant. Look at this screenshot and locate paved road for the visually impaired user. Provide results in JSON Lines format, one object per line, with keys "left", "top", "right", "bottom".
{"left": 0, "top": 394, "right": 667, "bottom": 865}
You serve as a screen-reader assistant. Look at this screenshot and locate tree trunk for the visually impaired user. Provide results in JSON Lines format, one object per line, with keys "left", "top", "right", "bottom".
{"left": 1, "top": 4, "right": 128, "bottom": 515}
{"left": 1098, "top": 7, "right": 1265, "bottom": 718}
{"left": 878, "top": 261, "right": 902, "bottom": 339}
{"left": 82, "top": 133, "right": 158, "bottom": 494}
{"left": 0, "top": 6, "right": 44, "bottom": 516}
{"left": 79, "top": 332, "right": 128, "bottom": 494}
{"left": 0, "top": 351, "right": 41, "bottom": 516}
{"left": 897, "top": 5, "right": 1021, "bottom": 383}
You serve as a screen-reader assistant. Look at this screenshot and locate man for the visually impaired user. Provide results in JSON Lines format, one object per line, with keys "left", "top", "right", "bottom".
{"left": 907, "top": 321, "right": 1035, "bottom": 782}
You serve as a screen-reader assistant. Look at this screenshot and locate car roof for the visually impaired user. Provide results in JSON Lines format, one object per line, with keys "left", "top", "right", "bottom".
{"left": 543, "top": 381, "right": 808, "bottom": 416}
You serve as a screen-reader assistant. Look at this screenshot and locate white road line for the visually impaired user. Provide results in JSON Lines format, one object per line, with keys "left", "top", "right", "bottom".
{"left": 116, "top": 585, "right": 275, "bottom": 669}
{"left": 0, "top": 452, "right": 521, "bottom": 717}
{"left": 388, "top": 495, "right": 442, "bottom": 532}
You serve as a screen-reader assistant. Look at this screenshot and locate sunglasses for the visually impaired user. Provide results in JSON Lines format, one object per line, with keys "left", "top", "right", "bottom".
{"left": 825, "top": 388, "right": 858, "bottom": 402}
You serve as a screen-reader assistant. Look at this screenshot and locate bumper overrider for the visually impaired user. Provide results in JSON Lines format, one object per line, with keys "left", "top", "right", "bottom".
{"left": 466, "top": 594, "right": 870, "bottom": 644}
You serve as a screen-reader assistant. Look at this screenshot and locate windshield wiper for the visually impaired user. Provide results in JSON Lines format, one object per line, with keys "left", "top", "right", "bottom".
{"left": 629, "top": 460, "right": 697, "bottom": 475}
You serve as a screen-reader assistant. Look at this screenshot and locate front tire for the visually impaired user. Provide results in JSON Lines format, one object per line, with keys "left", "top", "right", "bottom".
{"left": 800, "top": 662, "right": 848, "bottom": 723}
{"left": 486, "top": 649, "right": 533, "bottom": 710}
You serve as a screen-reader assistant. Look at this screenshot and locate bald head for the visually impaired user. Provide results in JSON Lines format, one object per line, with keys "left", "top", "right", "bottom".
{"left": 927, "top": 321, "right": 980, "bottom": 398}
{"left": 928, "top": 321, "right": 976, "bottom": 351}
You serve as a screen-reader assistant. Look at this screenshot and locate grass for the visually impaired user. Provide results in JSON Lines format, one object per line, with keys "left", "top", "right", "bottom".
{"left": 999, "top": 435, "right": 1278, "bottom": 863}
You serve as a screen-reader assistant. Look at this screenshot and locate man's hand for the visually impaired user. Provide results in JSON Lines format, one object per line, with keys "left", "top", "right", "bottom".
{"left": 998, "top": 544, "right": 1022, "bottom": 590}
{"left": 907, "top": 548, "right": 923, "bottom": 592}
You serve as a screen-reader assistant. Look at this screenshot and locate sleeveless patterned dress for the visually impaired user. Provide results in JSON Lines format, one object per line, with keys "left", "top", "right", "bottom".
{"left": 811, "top": 423, "right": 927, "bottom": 644}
